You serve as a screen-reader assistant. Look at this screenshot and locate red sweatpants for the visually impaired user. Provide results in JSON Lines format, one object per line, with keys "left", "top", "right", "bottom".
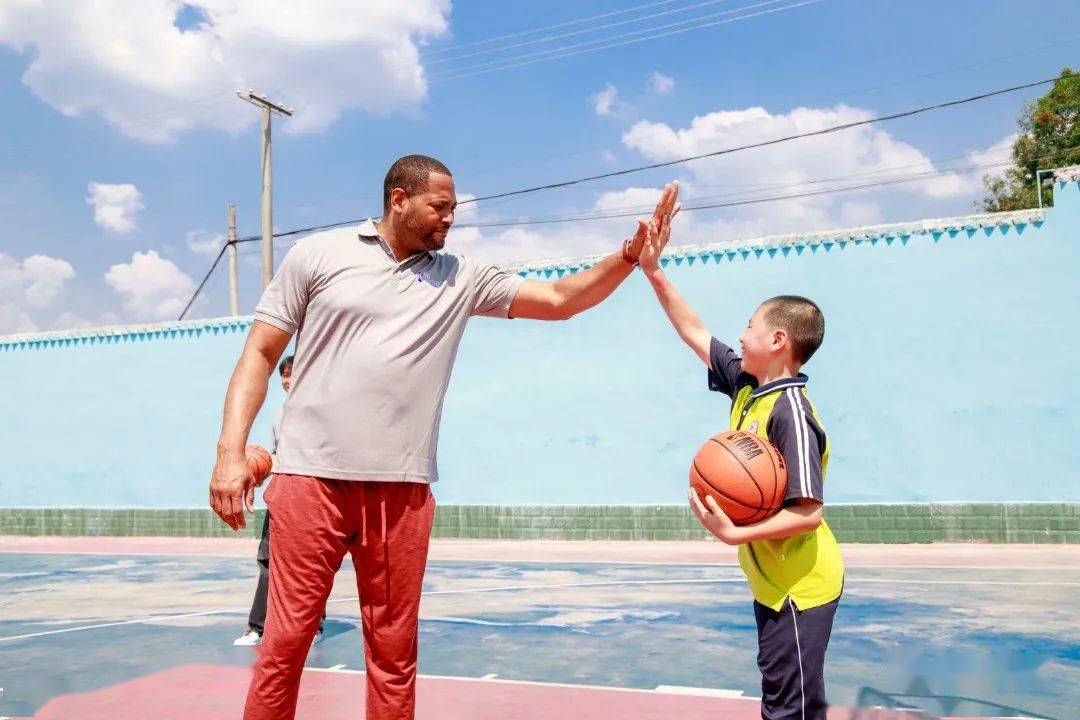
{"left": 244, "top": 475, "right": 435, "bottom": 720}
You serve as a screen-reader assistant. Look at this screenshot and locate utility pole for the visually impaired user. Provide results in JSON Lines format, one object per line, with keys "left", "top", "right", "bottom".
{"left": 227, "top": 203, "right": 239, "bottom": 316}
{"left": 237, "top": 90, "right": 293, "bottom": 288}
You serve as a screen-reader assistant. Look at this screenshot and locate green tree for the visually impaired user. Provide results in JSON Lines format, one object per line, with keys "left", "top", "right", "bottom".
{"left": 980, "top": 68, "right": 1080, "bottom": 211}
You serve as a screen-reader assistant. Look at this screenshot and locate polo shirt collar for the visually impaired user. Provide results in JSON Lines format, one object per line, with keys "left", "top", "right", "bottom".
{"left": 750, "top": 374, "right": 808, "bottom": 398}
{"left": 357, "top": 218, "right": 436, "bottom": 261}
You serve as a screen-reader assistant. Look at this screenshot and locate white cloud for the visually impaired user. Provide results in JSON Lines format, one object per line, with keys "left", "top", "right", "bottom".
{"left": 53, "top": 310, "right": 121, "bottom": 331}
{"left": 591, "top": 83, "right": 619, "bottom": 116}
{"left": 186, "top": 229, "right": 226, "bottom": 255}
{"left": 0, "top": 252, "right": 76, "bottom": 334}
{"left": 0, "top": 303, "right": 36, "bottom": 334}
{"left": 966, "top": 133, "right": 1018, "bottom": 187}
{"left": 0, "top": 1, "right": 451, "bottom": 142}
{"left": 619, "top": 103, "right": 995, "bottom": 233}
{"left": 87, "top": 182, "right": 143, "bottom": 233}
{"left": 0, "top": 253, "right": 75, "bottom": 308}
{"left": 443, "top": 104, "right": 1014, "bottom": 266}
{"left": 647, "top": 71, "right": 674, "bottom": 94}
{"left": 105, "top": 250, "right": 197, "bottom": 321}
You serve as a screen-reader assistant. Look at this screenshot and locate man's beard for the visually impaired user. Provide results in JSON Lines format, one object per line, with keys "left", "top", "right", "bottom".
{"left": 404, "top": 211, "right": 448, "bottom": 252}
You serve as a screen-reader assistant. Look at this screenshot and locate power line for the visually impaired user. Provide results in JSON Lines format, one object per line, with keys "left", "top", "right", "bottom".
{"left": 226, "top": 74, "right": 1070, "bottom": 244}
{"left": 426, "top": 0, "right": 738, "bottom": 66}
{"left": 179, "top": 144, "right": 1076, "bottom": 319}
{"left": 179, "top": 74, "right": 1076, "bottom": 317}
{"left": 178, "top": 241, "right": 230, "bottom": 321}
{"left": 834, "top": 36, "right": 1080, "bottom": 100}
{"left": 457, "top": 164, "right": 1004, "bottom": 228}
{"left": 421, "top": 0, "right": 690, "bottom": 56}
{"left": 461, "top": 75, "right": 1073, "bottom": 203}
{"left": 429, "top": 0, "right": 819, "bottom": 83}
{"left": 440, "top": 37, "right": 1079, "bottom": 185}
{"left": 456, "top": 146, "right": 1080, "bottom": 229}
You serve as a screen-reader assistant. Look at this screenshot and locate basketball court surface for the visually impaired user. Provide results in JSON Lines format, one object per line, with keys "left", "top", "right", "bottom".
{"left": 1, "top": 537, "right": 1076, "bottom": 719}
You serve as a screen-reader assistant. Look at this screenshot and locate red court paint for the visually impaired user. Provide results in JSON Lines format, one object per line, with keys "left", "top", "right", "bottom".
{"left": 27, "top": 664, "right": 991, "bottom": 720}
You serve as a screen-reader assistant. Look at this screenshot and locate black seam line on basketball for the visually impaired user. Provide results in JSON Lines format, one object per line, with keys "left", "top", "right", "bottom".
{"left": 692, "top": 462, "right": 763, "bottom": 515}
{"left": 692, "top": 461, "right": 765, "bottom": 513}
{"left": 709, "top": 438, "right": 766, "bottom": 508}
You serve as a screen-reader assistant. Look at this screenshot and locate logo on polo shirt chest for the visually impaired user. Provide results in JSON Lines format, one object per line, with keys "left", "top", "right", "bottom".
{"left": 746, "top": 420, "right": 760, "bottom": 434}
{"left": 417, "top": 271, "right": 428, "bottom": 284}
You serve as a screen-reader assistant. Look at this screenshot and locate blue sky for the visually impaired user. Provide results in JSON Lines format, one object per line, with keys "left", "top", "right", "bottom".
{"left": 1, "top": 0, "right": 1078, "bottom": 332}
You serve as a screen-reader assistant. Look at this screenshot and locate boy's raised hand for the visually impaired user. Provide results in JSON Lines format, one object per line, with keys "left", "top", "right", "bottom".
{"left": 638, "top": 187, "right": 681, "bottom": 274}
{"left": 624, "top": 181, "right": 680, "bottom": 264}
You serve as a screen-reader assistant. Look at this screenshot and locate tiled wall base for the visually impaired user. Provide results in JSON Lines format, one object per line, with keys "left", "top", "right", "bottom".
{"left": 1, "top": 504, "right": 1077, "bottom": 543}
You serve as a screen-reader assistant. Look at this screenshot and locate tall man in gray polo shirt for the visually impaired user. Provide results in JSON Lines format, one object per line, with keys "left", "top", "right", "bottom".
{"left": 210, "top": 155, "right": 680, "bottom": 720}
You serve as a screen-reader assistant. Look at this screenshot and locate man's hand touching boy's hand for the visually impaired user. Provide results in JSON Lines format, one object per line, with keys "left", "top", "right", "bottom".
{"left": 638, "top": 187, "right": 681, "bottom": 276}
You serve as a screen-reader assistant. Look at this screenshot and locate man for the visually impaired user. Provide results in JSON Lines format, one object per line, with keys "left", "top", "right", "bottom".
{"left": 233, "top": 354, "right": 328, "bottom": 647}
{"left": 209, "top": 154, "right": 680, "bottom": 720}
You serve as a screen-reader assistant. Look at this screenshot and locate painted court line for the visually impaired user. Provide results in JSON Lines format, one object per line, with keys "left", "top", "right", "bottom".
{"left": 2, "top": 547, "right": 1075, "bottom": 573}
{"left": 0, "top": 607, "right": 249, "bottom": 643}
{"left": 303, "top": 665, "right": 763, "bottom": 701}
{"left": 3, "top": 545, "right": 1076, "bottom": 573}
{"left": 434, "top": 558, "right": 1075, "bottom": 572}
{"left": 5, "top": 574, "right": 1079, "bottom": 644}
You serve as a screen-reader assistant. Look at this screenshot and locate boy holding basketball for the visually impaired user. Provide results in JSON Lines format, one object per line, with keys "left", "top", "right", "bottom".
{"left": 637, "top": 216, "right": 843, "bottom": 720}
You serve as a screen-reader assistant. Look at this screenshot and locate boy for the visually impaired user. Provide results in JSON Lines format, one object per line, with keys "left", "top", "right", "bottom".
{"left": 234, "top": 354, "right": 328, "bottom": 647}
{"left": 637, "top": 216, "right": 844, "bottom": 720}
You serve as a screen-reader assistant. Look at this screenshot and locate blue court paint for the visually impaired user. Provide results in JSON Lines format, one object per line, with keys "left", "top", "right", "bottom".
{"left": 1, "top": 554, "right": 1077, "bottom": 718}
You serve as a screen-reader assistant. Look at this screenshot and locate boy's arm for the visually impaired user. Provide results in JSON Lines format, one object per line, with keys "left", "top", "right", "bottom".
{"left": 690, "top": 492, "right": 822, "bottom": 544}
{"left": 642, "top": 268, "right": 712, "bottom": 365}
{"left": 638, "top": 220, "right": 744, "bottom": 395}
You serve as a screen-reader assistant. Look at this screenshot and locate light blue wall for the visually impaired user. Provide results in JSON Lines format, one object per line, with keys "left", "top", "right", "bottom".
{"left": 0, "top": 320, "right": 284, "bottom": 507}
{"left": 3, "top": 179, "right": 1079, "bottom": 507}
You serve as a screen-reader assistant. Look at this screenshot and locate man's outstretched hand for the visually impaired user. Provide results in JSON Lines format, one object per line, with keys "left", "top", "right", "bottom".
{"left": 624, "top": 181, "right": 680, "bottom": 265}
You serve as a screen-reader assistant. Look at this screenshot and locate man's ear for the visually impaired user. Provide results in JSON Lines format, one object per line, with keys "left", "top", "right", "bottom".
{"left": 388, "top": 187, "right": 409, "bottom": 214}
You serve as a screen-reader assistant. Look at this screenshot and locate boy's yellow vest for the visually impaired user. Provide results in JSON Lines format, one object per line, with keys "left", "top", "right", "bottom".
{"left": 730, "top": 384, "right": 844, "bottom": 611}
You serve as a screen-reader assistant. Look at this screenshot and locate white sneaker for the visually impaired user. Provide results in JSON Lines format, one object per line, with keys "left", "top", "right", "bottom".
{"left": 312, "top": 630, "right": 324, "bottom": 646}
{"left": 233, "top": 629, "right": 262, "bottom": 646}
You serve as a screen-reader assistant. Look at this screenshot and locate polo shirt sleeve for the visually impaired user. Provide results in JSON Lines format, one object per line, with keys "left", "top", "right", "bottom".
{"left": 471, "top": 262, "right": 526, "bottom": 319}
{"left": 254, "top": 243, "right": 311, "bottom": 334}
{"left": 707, "top": 337, "right": 744, "bottom": 397}
{"left": 767, "top": 389, "right": 826, "bottom": 504}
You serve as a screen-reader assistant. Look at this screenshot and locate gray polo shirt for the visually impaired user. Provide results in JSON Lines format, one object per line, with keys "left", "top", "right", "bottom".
{"left": 253, "top": 219, "right": 525, "bottom": 483}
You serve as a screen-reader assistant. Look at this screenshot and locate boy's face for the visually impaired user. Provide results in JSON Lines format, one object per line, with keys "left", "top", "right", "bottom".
{"left": 281, "top": 370, "right": 292, "bottom": 393}
{"left": 737, "top": 305, "right": 785, "bottom": 378}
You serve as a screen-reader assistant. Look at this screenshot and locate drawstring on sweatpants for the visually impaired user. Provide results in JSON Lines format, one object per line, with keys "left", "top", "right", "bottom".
{"left": 361, "top": 496, "right": 368, "bottom": 547}
{"left": 360, "top": 484, "right": 388, "bottom": 548}
{"left": 380, "top": 487, "right": 387, "bottom": 545}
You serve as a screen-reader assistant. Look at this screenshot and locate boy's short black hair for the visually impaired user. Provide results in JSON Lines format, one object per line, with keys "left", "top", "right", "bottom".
{"left": 761, "top": 296, "right": 825, "bottom": 364}
{"left": 278, "top": 355, "right": 294, "bottom": 377}
{"left": 383, "top": 155, "right": 452, "bottom": 213}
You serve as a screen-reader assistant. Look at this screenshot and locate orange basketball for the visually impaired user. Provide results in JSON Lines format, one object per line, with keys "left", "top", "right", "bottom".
{"left": 689, "top": 431, "right": 787, "bottom": 526}
{"left": 245, "top": 445, "right": 272, "bottom": 483}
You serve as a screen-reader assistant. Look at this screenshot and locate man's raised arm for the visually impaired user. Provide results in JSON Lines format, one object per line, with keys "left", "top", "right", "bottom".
{"left": 508, "top": 182, "right": 680, "bottom": 321}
